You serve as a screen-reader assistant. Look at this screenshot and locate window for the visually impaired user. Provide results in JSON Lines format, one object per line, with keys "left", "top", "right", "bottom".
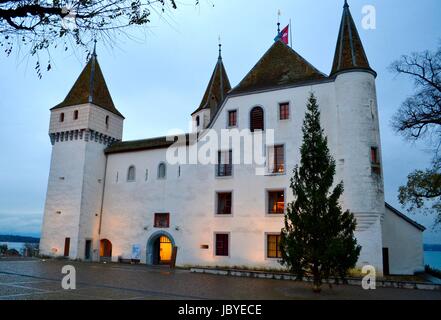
{"left": 228, "top": 110, "right": 237, "bottom": 127}
{"left": 196, "top": 116, "right": 200, "bottom": 127}
{"left": 268, "top": 145, "right": 285, "bottom": 174}
{"left": 217, "top": 150, "right": 232, "bottom": 177}
{"left": 154, "top": 213, "right": 170, "bottom": 228}
{"left": 215, "top": 233, "right": 229, "bottom": 256}
{"left": 105, "top": 115, "right": 109, "bottom": 129}
{"left": 127, "top": 165, "right": 136, "bottom": 182}
{"left": 217, "top": 192, "right": 232, "bottom": 215}
{"left": 73, "top": 110, "right": 79, "bottom": 120}
{"left": 60, "top": 113, "right": 65, "bottom": 122}
{"left": 268, "top": 190, "right": 285, "bottom": 214}
{"left": 371, "top": 147, "right": 381, "bottom": 175}
{"left": 267, "top": 234, "right": 282, "bottom": 258}
{"left": 145, "top": 169, "right": 149, "bottom": 181}
{"left": 158, "top": 162, "right": 166, "bottom": 179}
{"left": 279, "top": 103, "right": 290, "bottom": 120}
{"left": 64, "top": 237, "right": 70, "bottom": 257}
{"left": 371, "top": 147, "right": 379, "bottom": 164}
{"left": 250, "top": 106, "right": 264, "bottom": 132}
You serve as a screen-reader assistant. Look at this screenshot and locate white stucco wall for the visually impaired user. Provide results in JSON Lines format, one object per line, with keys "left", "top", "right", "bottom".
{"left": 382, "top": 205, "right": 425, "bottom": 275}
{"left": 99, "top": 71, "right": 386, "bottom": 272}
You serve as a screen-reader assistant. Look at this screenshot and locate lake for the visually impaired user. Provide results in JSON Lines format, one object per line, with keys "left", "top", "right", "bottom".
{"left": 424, "top": 250, "right": 441, "bottom": 270}
{"left": 0, "top": 242, "right": 27, "bottom": 253}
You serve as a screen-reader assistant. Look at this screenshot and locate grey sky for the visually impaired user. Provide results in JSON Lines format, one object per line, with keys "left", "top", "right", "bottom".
{"left": 0, "top": 0, "right": 440, "bottom": 243}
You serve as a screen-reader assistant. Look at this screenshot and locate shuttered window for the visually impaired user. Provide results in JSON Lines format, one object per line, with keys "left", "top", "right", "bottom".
{"left": 250, "top": 107, "right": 264, "bottom": 132}
{"left": 215, "top": 233, "right": 229, "bottom": 256}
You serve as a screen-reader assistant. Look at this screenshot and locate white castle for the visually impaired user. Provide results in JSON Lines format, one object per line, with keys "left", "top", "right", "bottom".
{"left": 40, "top": 2, "right": 425, "bottom": 275}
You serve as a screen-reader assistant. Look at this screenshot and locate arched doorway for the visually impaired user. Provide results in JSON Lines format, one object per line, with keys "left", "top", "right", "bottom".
{"left": 100, "top": 239, "right": 112, "bottom": 262}
{"left": 146, "top": 231, "right": 175, "bottom": 265}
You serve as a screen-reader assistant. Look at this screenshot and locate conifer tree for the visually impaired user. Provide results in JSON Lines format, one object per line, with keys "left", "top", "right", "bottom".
{"left": 280, "top": 92, "right": 361, "bottom": 292}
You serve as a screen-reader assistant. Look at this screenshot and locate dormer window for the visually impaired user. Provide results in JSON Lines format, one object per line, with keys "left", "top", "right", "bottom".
{"left": 228, "top": 110, "right": 237, "bottom": 127}
{"left": 279, "top": 103, "right": 290, "bottom": 120}
{"left": 59, "top": 113, "right": 65, "bottom": 122}
{"left": 73, "top": 110, "right": 79, "bottom": 120}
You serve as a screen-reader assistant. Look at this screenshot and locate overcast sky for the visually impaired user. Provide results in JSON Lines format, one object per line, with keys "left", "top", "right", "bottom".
{"left": 0, "top": 0, "right": 440, "bottom": 243}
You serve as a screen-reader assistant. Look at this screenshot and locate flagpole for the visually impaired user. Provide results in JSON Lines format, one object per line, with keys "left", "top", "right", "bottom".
{"left": 289, "top": 18, "right": 293, "bottom": 48}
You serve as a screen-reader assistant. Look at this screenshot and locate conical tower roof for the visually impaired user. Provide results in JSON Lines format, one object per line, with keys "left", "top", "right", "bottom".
{"left": 192, "top": 49, "right": 231, "bottom": 116}
{"left": 330, "top": 1, "right": 375, "bottom": 76}
{"left": 230, "top": 40, "right": 326, "bottom": 95}
{"left": 52, "top": 51, "right": 124, "bottom": 118}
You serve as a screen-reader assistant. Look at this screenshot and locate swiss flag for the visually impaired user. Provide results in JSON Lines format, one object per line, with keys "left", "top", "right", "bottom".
{"left": 275, "top": 25, "right": 289, "bottom": 44}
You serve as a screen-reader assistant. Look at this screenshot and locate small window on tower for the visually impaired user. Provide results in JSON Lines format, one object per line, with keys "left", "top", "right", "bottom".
{"left": 73, "top": 110, "right": 79, "bottom": 120}
{"left": 371, "top": 147, "right": 379, "bottom": 164}
{"left": 196, "top": 116, "right": 200, "bottom": 127}
{"left": 60, "top": 113, "right": 65, "bottom": 122}
{"left": 371, "top": 147, "right": 381, "bottom": 175}
{"left": 105, "top": 116, "right": 109, "bottom": 129}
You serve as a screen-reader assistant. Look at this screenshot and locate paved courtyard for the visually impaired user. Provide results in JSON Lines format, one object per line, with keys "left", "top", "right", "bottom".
{"left": 0, "top": 258, "right": 440, "bottom": 300}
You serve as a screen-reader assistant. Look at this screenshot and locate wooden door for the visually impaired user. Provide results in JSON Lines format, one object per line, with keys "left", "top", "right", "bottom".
{"left": 382, "top": 248, "right": 390, "bottom": 275}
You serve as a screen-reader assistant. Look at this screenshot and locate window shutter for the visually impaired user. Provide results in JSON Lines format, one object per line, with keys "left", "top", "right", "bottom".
{"left": 267, "top": 146, "right": 275, "bottom": 173}
{"left": 250, "top": 107, "right": 264, "bottom": 132}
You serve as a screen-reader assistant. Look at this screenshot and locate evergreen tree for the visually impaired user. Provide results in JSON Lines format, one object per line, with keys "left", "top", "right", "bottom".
{"left": 280, "top": 93, "right": 361, "bottom": 292}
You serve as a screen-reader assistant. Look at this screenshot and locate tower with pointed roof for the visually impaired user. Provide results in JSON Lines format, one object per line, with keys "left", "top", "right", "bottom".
{"left": 331, "top": 1, "right": 385, "bottom": 272}
{"left": 40, "top": 49, "right": 124, "bottom": 260}
{"left": 191, "top": 42, "right": 231, "bottom": 132}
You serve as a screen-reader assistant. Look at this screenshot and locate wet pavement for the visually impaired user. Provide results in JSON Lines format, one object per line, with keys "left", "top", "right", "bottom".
{"left": 0, "top": 258, "right": 440, "bottom": 300}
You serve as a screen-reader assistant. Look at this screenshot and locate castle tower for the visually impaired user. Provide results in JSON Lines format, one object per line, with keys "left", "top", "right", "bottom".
{"left": 191, "top": 43, "right": 231, "bottom": 132}
{"left": 331, "top": 1, "right": 385, "bottom": 272}
{"left": 39, "top": 49, "right": 124, "bottom": 261}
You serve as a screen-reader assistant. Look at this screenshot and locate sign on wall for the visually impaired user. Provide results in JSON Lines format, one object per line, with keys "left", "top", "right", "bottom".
{"left": 131, "top": 244, "right": 141, "bottom": 260}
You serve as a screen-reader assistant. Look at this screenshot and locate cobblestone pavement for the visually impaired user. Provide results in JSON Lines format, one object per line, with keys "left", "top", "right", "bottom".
{"left": 0, "top": 258, "right": 440, "bottom": 300}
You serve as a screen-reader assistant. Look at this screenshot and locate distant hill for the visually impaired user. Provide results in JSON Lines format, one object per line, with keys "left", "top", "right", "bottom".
{"left": 424, "top": 244, "right": 441, "bottom": 252}
{"left": 0, "top": 235, "right": 40, "bottom": 243}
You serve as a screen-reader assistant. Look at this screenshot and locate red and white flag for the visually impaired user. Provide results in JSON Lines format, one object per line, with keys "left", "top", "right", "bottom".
{"left": 275, "top": 25, "right": 289, "bottom": 44}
